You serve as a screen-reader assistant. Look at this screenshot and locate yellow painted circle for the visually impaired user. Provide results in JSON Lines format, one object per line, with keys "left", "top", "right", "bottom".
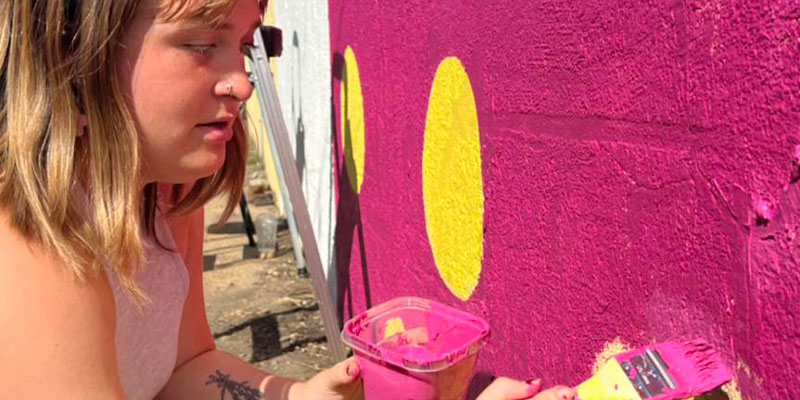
{"left": 592, "top": 338, "right": 632, "bottom": 375}
{"left": 340, "top": 46, "right": 365, "bottom": 194}
{"left": 423, "top": 57, "right": 484, "bottom": 301}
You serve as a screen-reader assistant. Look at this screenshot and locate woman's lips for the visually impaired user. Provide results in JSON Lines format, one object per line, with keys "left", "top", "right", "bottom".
{"left": 197, "top": 121, "right": 233, "bottom": 143}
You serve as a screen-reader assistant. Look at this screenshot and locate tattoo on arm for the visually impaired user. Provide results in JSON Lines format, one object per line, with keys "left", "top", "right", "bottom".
{"left": 206, "top": 369, "right": 262, "bottom": 400}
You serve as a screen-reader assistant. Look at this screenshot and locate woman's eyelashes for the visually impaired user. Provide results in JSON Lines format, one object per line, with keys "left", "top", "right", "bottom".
{"left": 184, "top": 42, "right": 216, "bottom": 55}
{"left": 182, "top": 40, "right": 255, "bottom": 57}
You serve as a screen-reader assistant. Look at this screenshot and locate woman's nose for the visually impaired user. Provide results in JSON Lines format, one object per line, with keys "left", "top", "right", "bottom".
{"left": 215, "top": 76, "right": 253, "bottom": 101}
{"left": 231, "top": 71, "right": 254, "bottom": 101}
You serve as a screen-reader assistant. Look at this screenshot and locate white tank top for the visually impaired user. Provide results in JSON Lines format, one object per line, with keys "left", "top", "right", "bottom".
{"left": 107, "top": 213, "right": 189, "bottom": 400}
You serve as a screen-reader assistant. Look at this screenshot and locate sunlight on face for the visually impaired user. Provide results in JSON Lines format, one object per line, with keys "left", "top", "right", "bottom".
{"left": 118, "top": 0, "right": 261, "bottom": 184}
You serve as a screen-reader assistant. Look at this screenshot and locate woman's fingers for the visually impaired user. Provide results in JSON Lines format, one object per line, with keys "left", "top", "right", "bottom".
{"left": 476, "top": 377, "right": 542, "bottom": 400}
{"left": 531, "top": 385, "right": 578, "bottom": 400}
{"left": 320, "top": 357, "right": 361, "bottom": 390}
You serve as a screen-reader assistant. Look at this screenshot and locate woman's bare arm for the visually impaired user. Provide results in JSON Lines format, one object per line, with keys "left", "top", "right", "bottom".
{"left": 0, "top": 211, "right": 126, "bottom": 399}
{"left": 156, "top": 205, "right": 303, "bottom": 400}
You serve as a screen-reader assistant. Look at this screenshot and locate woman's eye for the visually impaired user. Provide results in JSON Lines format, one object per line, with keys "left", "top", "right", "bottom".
{"left": 185, "top": 43, "right": 216, "bottom": 55}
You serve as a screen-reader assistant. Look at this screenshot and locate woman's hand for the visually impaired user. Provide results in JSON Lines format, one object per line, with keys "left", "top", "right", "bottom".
{"left": 476, "top": 377, "right": 577, "bottom": 400}
{"left": 527, "top": 385, "right": 577, "bottom": 400}
{"left": 293, "top": 357, "right": 363, "bottom": 400}
{"left": 476, "top": 377, "right": 541, "bottom": 400}
{"left": 292, "top": 360, "right": 577, "bottom": 400}
{"left": 532, "top": 385, "right": 578, "bottom": 400}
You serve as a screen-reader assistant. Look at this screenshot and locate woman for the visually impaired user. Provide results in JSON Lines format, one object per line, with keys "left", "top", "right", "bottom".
{"left": 0, "top": 1, "right": 576, "bottom": 399}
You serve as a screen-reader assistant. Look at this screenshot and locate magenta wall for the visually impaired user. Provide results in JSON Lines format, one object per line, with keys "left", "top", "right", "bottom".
{"left": 329, "top": 1, "right": 800, "bottom": 399}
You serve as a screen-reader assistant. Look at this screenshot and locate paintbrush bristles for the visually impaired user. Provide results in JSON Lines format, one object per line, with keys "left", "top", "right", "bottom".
{"left": 668, "top": 339, "right": 732, "bottom": 392}
{"left": 579, "top": 338, "right": 733, "bottom": 400}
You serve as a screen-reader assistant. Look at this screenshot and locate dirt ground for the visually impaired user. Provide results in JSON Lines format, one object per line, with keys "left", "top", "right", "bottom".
{"left": 202, "top": 164, "right": 336, "bottom": 380}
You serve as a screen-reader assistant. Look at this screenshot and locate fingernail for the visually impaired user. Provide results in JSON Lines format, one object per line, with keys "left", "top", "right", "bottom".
{"left": 558, "top": 388, "right": 575, "bottom": 400}
{"left": 526, "top": 379, "right": 542, "bottom": 396}
{"left": 346, "top": 364, "right": 359, "bottom": 378}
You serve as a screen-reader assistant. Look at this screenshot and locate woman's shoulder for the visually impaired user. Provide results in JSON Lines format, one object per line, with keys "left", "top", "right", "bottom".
{"left": 0, "top": 205, "right": 115, "bottom": 315}
{"left": 0, "top": 207, "right": 67, "bottom": 270}
{"left": 0, "top": 207, "right": 126, "bottom": 398}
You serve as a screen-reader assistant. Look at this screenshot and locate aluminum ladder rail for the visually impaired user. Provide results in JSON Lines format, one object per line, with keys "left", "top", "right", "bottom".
{"left": 248, "top": 25, "right": 346, "bottom": 362}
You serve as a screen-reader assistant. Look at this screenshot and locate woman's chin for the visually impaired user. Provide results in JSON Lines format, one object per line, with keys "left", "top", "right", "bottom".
{"left": 148, "top": 155, "right": 227, "bottom": 184}
{"left": 192, "top": 157, "right": 226, "bottom": 179}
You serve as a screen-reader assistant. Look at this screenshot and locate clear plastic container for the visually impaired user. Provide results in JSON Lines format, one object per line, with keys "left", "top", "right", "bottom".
{"left": 341, "top": 297, "right": 490, "bottom": 400}
{"left": 254, "top": 214, "right": 278, "bottom": 257}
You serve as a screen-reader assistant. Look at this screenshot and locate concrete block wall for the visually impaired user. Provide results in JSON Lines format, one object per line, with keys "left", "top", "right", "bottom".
{"left": 329, "top": 1, "right": 800, "bottom": 399}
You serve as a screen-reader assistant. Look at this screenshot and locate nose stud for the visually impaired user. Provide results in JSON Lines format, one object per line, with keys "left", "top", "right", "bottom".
{"left": 225, "top": 82, "right": 234, "bottom": 97}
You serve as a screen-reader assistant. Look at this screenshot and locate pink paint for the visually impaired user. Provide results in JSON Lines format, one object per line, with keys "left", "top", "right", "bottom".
{"left": 754, "top": 199, "right": 773, "bottom": 225}
{"left": 341, "top": 297, "right": 489, "bottom": 400}
{"left": 357, "top": 353, "right": 479, "bottom": 400}
{"left": 791, "top": 144, "right": 800, "bottom": 182}
{"left": 329, "top": 2, "right": 800, "bottom": 399}
{"left": 612, "top": 339, "right": 732, "bottom": 400}
{"left": 793, "top": 144, "right": 800, "bottom": 164}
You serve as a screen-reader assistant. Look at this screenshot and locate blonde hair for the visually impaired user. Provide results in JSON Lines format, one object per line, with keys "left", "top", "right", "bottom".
{"left": 0, "top": 0, "right": 262, "bottom": 297}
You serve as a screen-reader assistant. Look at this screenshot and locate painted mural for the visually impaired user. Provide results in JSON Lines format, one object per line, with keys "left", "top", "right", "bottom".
{"left": 327, "top": 1, "right": 799, "bottom": 399}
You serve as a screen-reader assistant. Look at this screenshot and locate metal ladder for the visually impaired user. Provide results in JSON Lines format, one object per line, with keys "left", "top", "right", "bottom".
{"left": 247, "top": 26, "right": 346, "bottom": 362}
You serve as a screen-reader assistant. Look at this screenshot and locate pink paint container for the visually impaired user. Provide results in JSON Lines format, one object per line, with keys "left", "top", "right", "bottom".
{"left": 341, "top": 297, "right": 490, "bottom": 400}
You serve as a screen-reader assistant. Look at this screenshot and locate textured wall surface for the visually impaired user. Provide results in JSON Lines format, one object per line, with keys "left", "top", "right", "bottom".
{"left": 271, "top": 0, "right": 337, "bottom": 281}
{"left": 329, "top": 1, "right": 799, "bottom": 399}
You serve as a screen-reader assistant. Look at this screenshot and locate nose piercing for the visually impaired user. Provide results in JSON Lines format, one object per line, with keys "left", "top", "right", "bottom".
{"left": 225, "top": 82, "right": 234, "bottom": 97}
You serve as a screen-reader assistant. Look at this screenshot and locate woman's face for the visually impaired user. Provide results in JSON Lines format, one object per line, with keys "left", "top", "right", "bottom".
{"left": 118, "top": 0, "right": 261, "bottom": 184}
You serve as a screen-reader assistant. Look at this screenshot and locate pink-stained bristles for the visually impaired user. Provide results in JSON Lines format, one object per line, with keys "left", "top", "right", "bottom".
{"left": 655, "top": 339, "right": 732, "bottom": 397}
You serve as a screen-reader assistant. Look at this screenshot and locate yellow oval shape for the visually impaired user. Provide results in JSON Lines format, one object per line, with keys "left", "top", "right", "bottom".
{"left": 340, "top": 46, "right": 365, "bottom": 194}
{"left": 422, "top": 57, "right": 484, "bottom": 301}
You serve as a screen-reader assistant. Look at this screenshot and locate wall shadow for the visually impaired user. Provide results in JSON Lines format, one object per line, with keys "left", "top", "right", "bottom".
{"left": 202, "top": 246, "right": 261, "bottom": 271}
{"left": 249, "top": 314, "right": 282, "bottom": 361}
{"left": 203, "top": 254, "right": 217, "bottom": 271}
{"left": 213, "top": 304, "right": 323, "bottom": 363}
{"left": 291, "top": 31, "right": 306, "bottom": 184}
{"left": 207, "top": 221, "right": 247, "bottom": 234}
{"left": 331, "top": 51, "right": 372, "bottom": 324}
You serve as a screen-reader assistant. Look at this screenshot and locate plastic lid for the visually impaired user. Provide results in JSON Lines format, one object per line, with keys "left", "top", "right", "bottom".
{"left": 341, "top": 297, "right": 490, "bottom": 372}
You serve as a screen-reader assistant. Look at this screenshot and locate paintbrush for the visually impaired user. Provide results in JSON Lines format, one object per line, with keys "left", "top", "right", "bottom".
{"left": 576, "top": 339, "right": 732, "bottom": 400}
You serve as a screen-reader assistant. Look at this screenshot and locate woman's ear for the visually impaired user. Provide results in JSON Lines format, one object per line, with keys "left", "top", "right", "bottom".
{"left": 72, "top": 78, "right": 87, "bottom": 137}
{"left": 76, "top": 113, "right": 88, "bottom": 137}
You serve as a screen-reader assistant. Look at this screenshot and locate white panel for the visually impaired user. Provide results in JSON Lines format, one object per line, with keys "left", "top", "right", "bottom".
{"left": 273, "top": 1, "right": 337, "bottom": 295}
